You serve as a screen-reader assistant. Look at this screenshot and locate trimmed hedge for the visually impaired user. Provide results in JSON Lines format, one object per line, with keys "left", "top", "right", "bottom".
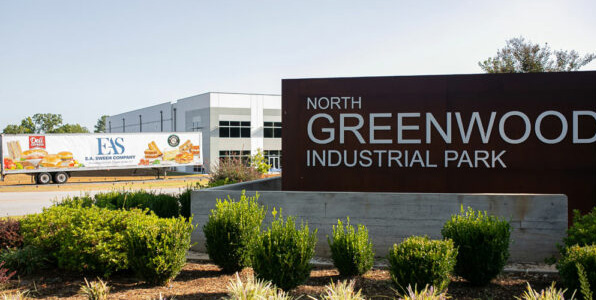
{"left": 203, "top": 191, "right": 265, "bottom": 273}
{"left": 387, "top": 236, "right": 457, "bottom": 293}
{"left": 126, "top": 214, "right": 195, "bottom": 285}
{"left": 327, "top": 218, "right": 374, "bottom": 277}
{"left": 19, "top": 205, "right": 194, "bottom": 282}
{"left": 251, "top": 210, "right": 318, "bottom": 291}
{"left": 57, "top": 189, "right": 192, "bottom": 219}
{"left": 441, "top": 207, "right": 511, "bottom": 286}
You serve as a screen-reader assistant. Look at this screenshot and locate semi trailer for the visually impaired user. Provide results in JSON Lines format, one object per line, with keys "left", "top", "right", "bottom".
{"left": 0, "top": 132, "right": 202, "bottom": 184}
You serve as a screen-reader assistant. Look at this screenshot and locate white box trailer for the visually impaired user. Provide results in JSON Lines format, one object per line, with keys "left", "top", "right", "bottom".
{"left": 0, "top": 132, "right": 202, "bottom": 184}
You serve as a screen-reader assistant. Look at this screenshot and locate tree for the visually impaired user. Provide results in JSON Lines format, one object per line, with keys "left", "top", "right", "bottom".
{"left": 53, "top": 123, "right": 90, "bottom": 133}
{"left": 32, "top": 113, "right": 62, "bottom": 133}
{"left": 94, "top": 115, "right": 108, "bottom": 133}
{"left": 2, "top": 114, "right": 89, "bottom": 134}
{"left": 2, "top": 117, "right": 35, "bottom": 134}
{"left": 479, "top": 37, "right": 596, "bottom": 73}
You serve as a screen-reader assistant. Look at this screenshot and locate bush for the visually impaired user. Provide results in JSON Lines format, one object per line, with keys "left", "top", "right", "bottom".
{"left": 20, "top": 206, "right": 146, "bottom": 276}
{"left": 563, "top": 208, "right": 596, "bottom": 250}
{"left": 251, "top": 149, "right": 271, "bottom": 174}
{"left": 251, "top": 209, "right": 318, "bottom": 291}
{"left": 125, "top": 214, "right": 194, "bottom": 285}
{"left": 0, "top": 261, "right": 16, "bottom": 287}
{"left": 178, "top": 188, "right": 192, "bottom": 219}
{"left": 0, "top": 245, "right": 49, "bottom": 275}
{"left": 557, "top": 245, "right": 596, "bottom": 296}
{"left": 203, "top": 191, "right": 265, "bottom": 273}
{"left": 387, "top": 236, "right": 457, "bottom": 293}
{"left": 0, "top": 218, "right": 23, "bottom": 249}
{"left": 209, "top": 157, "right": 261, "bottom": 186}
{"left": 327, "top": 218, "right": 374, "bottom": 276}
{"left": 58, "top": 191, "right": 182, "bottom": 219}
{"left": 94, "top": 191, "right": 180, "bottom": 218}
{"left": 441, "top": 206, "right": 511, "bottom": 286}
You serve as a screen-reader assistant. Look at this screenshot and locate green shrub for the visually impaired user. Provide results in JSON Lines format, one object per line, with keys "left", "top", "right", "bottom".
{"left": 441, "top": 206, "right": 511, "bottom": 286}
{"left": 0, "top": 245, "right": 49, "bottom": 275}
{"left": 250, "top": 149, "right": 271, "bottom": 174}
{"left": 327, "top": 218, "right": 374, "bottom": 276}
{"left": 55, "top": 195, "right": 95, "bottom": 208}
{"left": 59, "top": 191, "right": 182, "bottom": 219}
{"left": 178, "top": 188, "right": 193, "bottom": 219}
{"left": 251, "top": 209, "right": 318, "bottom": 291}
{"left": 0, "top": 218, "right": 23, "bottom": 249}
{"left": 557, "top": 245, "right": 596, "bottom": 296}
{"left": 19, "top": 206, "right": 145, "bottom": 276}
{"left": 563, "top": 208, "right": 596, "bottom": 250}
{"left": 387, "top": 236, "right": 457, "bottom": 293}
{"left": 203, "top": 191, "right": 265, "bottom": 273}
{"left": 125, "top": 214, "right": 194, "bottom": 285}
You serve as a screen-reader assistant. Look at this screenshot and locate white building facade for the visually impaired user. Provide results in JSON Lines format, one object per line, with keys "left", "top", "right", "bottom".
{"left": 107, "top": 92, "right": 281, "bottom": 173}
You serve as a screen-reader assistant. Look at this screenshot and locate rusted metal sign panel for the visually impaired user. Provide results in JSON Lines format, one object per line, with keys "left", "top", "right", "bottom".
{"left": 282, "top": 72, "right": 596, "bottom": 216}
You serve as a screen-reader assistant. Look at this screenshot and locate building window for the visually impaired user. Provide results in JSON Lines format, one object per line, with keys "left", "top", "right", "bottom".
{"left": 264, "top": 122, "right": 281, "bottom": 138}
{"left": 264, "top": 150, "right": 282, "bottom": 170}
{"left": 219, "top": 121, "right": 250, "bottom": 138}
{"left": 219, "top": 150, "right": 251, "bottom": 163}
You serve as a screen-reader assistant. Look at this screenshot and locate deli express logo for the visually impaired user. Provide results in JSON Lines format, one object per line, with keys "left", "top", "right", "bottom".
{"left": 29, "top": 136, "right": 46, "bottom": 149}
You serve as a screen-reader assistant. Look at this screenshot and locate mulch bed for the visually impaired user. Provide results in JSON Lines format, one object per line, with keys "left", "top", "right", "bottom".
{"left": 1, "top": 259, "right": 560, "bottom": 299}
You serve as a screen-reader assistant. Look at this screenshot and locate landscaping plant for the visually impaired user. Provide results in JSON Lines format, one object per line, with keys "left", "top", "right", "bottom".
{"left": 562, "top": 208, "right": 596, "bottom": 250}
{"left": 515, "top": 282, "right": 575, "bottom": 300}
{"left": 0, "top": 219, "right": 23, "bottom": 249}
{"left": 0, "top": 261, "right": 16, "bottom": 288}
{"left": 441, "top": 206, "right": 511, "bottom": 286}
{"left": 0, "top": 245, "right": 49, "bottom": 275}
{"left": 250, "top": 149, "right": 271, "bottom": 174}
{"left": 209, "top": 157, "right": 260, "bottom": 186}
{"left": 317, "top": 280, "right": 365, "bottom": 300}
{"left": 19, "top": 205, "right": 141, "bottom": 276}
{"left": 251, "top": 209, "right": 318, "bottom": 291}
{"left": 126, "top": 214, "right": 195, "bottom": 285}
{"left": 395, "top": 284, "right": 449, "bottom": 300}
{"left": 327, "top": 218, "right": 374, "bottom": 277}
{"left": 79, "top": 278, "right": 110, "bottom": 300}
{"left": 225, "top": 273, "right": 290, "bottom": 300}
{"left": 557, "top": 245, "right": 596, "bottom": 297}
{"left": 387, "top": 236, "right": 457, "bottom": 293}
{"left": 203, "top": 191, "right": 265, "bottom": 273}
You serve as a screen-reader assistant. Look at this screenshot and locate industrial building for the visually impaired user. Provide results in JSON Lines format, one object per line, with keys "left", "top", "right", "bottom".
{"left": 107, "top": 92, "right": 281, "bottom": 173}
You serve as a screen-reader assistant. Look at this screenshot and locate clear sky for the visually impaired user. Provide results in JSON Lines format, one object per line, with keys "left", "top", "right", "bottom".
{"left": 1, "top": 0, "right": 595, "bottom": 131}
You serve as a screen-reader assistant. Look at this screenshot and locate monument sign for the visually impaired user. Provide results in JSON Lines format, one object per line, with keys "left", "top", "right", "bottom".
{"left": 282, "top": 72, "right": 596, "bottom": 216}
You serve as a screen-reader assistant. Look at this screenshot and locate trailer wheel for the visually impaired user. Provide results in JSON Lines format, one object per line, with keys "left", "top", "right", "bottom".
{"left": 53, "top": 172, "right": 69, "bottom": 184}
{"left": 36, "top": 172, "right": 52, "bottom": 185}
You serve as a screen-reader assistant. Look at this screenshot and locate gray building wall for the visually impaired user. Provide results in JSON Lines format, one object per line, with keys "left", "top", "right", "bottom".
{"left": 106, "top": 92, "right": 282, "bottom": 173}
